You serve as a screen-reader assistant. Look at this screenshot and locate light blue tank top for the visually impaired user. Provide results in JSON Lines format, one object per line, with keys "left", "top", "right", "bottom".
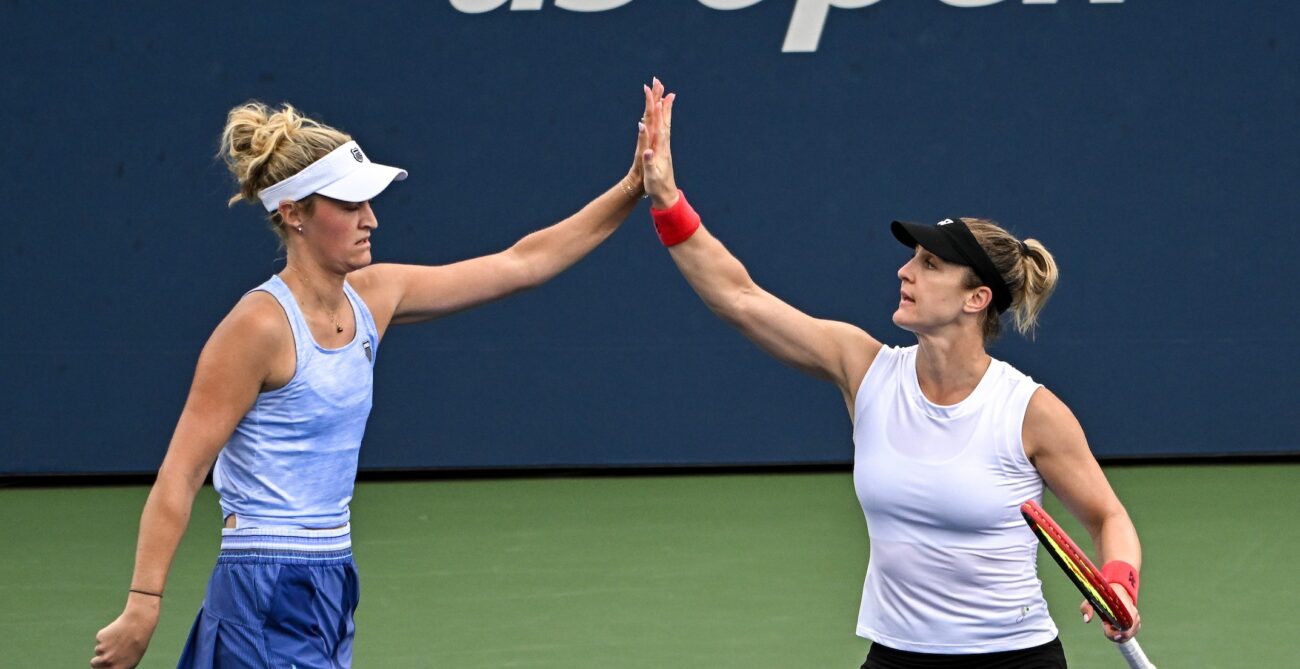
{"left": 212, "top": 274, "right": 378, "bottom": 530}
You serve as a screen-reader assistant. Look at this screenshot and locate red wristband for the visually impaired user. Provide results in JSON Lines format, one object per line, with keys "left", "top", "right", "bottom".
{"left": 1101, "top": 560, "right": 1139, "bottom": 604}
{"left": 650, "top": 190, "right": 701, "bottom": 247}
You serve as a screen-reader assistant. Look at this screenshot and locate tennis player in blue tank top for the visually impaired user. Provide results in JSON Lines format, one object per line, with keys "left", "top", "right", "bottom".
{"left": 90, "top": 90, "right": 659, "bottom": 669}
{"left": 635, "top": 81, "right": 1146, "bottom": 667}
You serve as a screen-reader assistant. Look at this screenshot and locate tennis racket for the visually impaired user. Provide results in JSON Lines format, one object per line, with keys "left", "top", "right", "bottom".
{"left": 1020, "top": 500, "right": 1156, "bottom": 669}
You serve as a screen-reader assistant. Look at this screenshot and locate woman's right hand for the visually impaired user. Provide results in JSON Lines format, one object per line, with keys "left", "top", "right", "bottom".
{"left": 641, "top": 77, "right": 679, "bottom": 209}
{"left": 91, "top": 600, "right": 159, "bottom": 668}
{"left": 1081, "top": 583, "right": 1142, "bottom": 644}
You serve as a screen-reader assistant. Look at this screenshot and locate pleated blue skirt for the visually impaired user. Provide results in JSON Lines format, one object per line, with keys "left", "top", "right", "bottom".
{"left": 178, "top": 526, "right": 359, "bottom": 669}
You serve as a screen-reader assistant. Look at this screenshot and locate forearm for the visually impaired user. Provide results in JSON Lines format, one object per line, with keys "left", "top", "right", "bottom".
{"left": 92, "top": 468, "right": 203, "bottom": 666}
{"left": 509, "top": 176, "right": 641, "bottom": 287}
{"left": 666, "top": 226, "right": 757, "bottom": 324}
{"left": 1093, "top": 507, "right": 1142, "bottom": 571}
{"left": 126, "top": 470, "right": 201, "bottom": 607}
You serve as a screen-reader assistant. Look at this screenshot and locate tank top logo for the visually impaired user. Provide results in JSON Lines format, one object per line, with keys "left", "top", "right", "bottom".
{"left": 362, "top": 339, "right": 372, "bottom": 362}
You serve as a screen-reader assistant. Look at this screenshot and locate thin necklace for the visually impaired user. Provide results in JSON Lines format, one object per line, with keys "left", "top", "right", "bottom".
{"left": 284, "top": 266, "right": 344, "bottom": 334}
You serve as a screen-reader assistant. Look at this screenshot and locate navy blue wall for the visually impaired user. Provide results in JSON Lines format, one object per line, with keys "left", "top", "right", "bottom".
{"left": 2, "top": 1, "right": 1296, "bottom": 474}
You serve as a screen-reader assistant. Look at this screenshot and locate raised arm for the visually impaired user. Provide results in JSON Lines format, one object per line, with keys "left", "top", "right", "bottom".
{"left": 91, "top": 294, "right": 288, "bottom": 669}
{"left": 1024, "top": 387, "right": 1144, "bottom": 643}
{"left": 350, "top": 89, "right": 652, "bottom": 334}
{"left": 639, "top": 79, "right": 880, "bottom": 407}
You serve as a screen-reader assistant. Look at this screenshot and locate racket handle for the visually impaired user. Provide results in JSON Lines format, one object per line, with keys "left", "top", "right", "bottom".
{"left": 1116, "top": 637, "right": 1156, "bottom": 669}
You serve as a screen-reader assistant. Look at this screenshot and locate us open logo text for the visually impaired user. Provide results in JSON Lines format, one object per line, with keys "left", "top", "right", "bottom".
{"left": 450, "top": 0, "right": 1123, "bottom": 53}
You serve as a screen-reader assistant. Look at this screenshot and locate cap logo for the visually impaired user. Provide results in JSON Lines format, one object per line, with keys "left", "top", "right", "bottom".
{"left": 351, "top": 147, "right": 364, "bottom": 162}
{"left": 938, "top": 218, "right": 954, "bottom": 226}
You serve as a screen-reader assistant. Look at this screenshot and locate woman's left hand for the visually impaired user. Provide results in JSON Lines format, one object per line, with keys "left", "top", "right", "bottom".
{"left": 1080, "top": 583, "right": 1141, "bottom": 643}
{"left": 624, "top": 80, "right": 655, "bottom": 196}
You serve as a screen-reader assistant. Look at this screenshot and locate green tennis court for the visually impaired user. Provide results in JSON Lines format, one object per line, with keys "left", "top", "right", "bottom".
{"left": 4, "top": 463, "right": 1296, "bottom": 667}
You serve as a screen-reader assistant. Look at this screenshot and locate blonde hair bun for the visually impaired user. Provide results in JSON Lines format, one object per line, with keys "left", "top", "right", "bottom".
{"left": 218, "top": 101, "right": 352, "bottom": 206}
{"left": 217, "top": 101, "right": 351, "bottom": 239}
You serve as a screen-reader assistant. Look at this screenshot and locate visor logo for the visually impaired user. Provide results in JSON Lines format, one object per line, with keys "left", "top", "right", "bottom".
{"left": 351, "top": 147, "right": 365, "bottom": 162}
{"left": 938, "top": 219, "right": 954, "bottom": 226}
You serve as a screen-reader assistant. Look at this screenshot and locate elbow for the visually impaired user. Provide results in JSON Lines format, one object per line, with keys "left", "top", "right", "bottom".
{"left": 154, "top": 451, "right": 216, "bottom": 504}
{"left": 1084, "top": 503, "right": 1136, "bottom": 547}
{"left": 1100, "top": 499, "right": 1133, "bottom": 528}
{"left": 502, "top": 246, "right": 546, "bottom": 293}
{"left": 712, "top": 284, "right": 758, "bottom": 329}
{"left": 144, "top": 473, "right": 199, "bottom": 526}
{"left": 1103, "top": 504, "right": 1138, "bottom": 542}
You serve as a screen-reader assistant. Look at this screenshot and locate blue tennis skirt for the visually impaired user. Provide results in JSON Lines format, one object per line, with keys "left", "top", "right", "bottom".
{"left": 178, "top": 525, "right": 359, "bottom": 669}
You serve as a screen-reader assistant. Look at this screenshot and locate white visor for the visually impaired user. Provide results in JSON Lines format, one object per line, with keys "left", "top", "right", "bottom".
{"left": 256, "top": 140, "right": 407, "bottom": 212}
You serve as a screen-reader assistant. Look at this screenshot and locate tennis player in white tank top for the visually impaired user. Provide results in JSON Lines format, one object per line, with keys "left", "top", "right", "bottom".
{"left": 636, "top": 81, "right": 1145, "bottom": 667}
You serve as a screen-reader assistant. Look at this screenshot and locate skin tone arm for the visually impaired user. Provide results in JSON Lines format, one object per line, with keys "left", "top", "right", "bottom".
{"left": 349, "top": 89, "right": 653, "bottom": 334}
{"left": 1024, "top": 386, "right": 1144, "bottom": 643}
{"left": 91, "top": 293, "right": 291, "bottom": 669}
{"left": 94, "top": 89, "right": 653, "bottom": 667}
{"left": 638, "top": 79, "right": 880, "bottom": 409}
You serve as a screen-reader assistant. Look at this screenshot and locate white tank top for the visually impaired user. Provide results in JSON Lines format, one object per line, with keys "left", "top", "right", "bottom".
{"left": 852, "top": 345, "right": 1058, "bottom": 653}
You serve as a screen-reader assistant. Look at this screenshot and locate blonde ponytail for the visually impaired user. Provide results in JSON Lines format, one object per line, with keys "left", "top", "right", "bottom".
{"left": 961, "top": 219, "right": 1060, "bottom": 342}
{"left": 1010, "top": 237, "right": 1059, "bottom": 338}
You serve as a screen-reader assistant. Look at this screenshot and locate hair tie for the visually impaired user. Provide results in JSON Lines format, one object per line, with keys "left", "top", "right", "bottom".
{"left": 1018, "top": 240, "right": 1030, "bottom": 256}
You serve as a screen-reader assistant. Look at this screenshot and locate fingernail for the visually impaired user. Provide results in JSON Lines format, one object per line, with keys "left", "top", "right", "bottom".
{"left": 1114, "top": 634, "right": 1123, "bottom": 641}
{"left": 1083, "top": 613, "right": 1090, "bottom": 623}
{"left": 638, "top": 122, "right": 646, "bottom": 132}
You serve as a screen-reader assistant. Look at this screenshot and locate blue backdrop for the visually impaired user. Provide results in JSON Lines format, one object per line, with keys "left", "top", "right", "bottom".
{"left": 2, "top": 0, "right": 1296, "bottom": 474}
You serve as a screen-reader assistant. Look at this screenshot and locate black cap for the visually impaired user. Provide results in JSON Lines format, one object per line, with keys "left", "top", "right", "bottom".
{"left": 890, "top": 218, "right": 1013, "bottom": 314}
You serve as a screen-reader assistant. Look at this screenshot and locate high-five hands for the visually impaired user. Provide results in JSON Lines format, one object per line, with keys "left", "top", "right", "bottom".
{"left": 640, "top": 77, "right": 678, "bottom": 209}
{"left": 623, "top": 78, "right": 656, "bottom": 199}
